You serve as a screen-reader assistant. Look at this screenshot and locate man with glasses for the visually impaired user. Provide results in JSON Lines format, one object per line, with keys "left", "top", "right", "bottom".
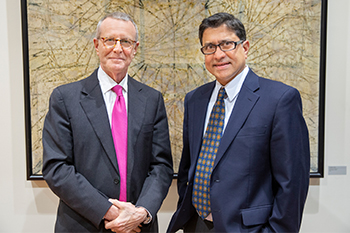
{"left": 42, "top": 12, "right": 173, "bottom": 233}
{"left": 167, "top": 12, "right": 310, "bottom": 233}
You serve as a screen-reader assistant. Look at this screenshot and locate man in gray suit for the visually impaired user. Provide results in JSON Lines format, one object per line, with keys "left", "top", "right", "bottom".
{"left": 42, "top": 12, "right": 173, "bottom": 233}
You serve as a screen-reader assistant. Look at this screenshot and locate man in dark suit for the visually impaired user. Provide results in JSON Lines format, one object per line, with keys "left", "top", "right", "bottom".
{"left": 42, "top": 12, "right": 173, "bottom": 233}
{"left": 167, "top": 12, "right": 310, "bottom": 233}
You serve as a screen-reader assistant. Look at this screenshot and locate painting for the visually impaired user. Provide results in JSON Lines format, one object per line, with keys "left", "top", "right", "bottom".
{"left": 22, "top": 0, "right": 326, "bottom": 179}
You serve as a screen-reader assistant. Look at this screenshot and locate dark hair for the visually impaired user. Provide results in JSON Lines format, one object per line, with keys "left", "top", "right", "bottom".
{"left": 199, "top": 12, "right": 246, "bottom": 45}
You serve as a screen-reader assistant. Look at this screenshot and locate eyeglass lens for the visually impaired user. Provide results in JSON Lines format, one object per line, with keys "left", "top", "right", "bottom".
{"left": 202, "top": 40, "right": 242, "bottom": 55}
{"left": 102, "top": 38, "right": 134, "bottom": 49}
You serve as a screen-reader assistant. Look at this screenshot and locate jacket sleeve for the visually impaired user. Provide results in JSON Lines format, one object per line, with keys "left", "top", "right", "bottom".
{"left": 267, "top": 87, "right": 310, "bottom": 232}
{"left": 42, "top": 87, "right": 112, "bottom": 229}
{"left": 176, "top": 92, "right": 192, "bottom": 206}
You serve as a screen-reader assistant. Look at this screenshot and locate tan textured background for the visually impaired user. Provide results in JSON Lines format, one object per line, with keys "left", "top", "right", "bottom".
{"left": 27, "top": 0, "right": 322, "bottom": 174}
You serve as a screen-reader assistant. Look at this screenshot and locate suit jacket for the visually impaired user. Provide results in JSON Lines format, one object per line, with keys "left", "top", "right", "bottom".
{"left": 42, "top": 69, "right": 173, "bottom": 232}
{"left": 167, "top": 69, "right": 310, "bottom": 233}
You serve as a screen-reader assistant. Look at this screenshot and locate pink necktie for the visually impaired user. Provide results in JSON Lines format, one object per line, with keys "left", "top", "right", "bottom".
{"left": 111, "top": 85, "right": 127, "bottom": 202}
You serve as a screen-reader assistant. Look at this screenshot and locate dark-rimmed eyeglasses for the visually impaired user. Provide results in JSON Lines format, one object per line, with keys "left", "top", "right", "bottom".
{"left": 99, "top": 37, "right": 137, "bottom": 49}
{"left": 201, "top": 40, "right": 244, "bottom": 55}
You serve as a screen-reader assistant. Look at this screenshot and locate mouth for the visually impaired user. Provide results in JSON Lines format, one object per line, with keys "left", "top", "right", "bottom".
{"left": 109, "top": 57, "right": 125, "bottom": 63}
{"left": 214, "top": 62, "right": 231, "bottom": 69}
{"left": 110, "top": 57, "right": 124, "bottom": 60}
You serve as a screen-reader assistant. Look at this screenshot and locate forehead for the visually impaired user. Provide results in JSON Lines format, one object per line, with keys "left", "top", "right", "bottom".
{"left": 202, "top": 24, "right": 238, "bottom": 43}
{"left": 100, "top": 18, "right": 136, "bottom": 38}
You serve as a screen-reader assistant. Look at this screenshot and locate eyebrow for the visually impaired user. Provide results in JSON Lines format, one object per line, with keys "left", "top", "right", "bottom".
{"left": 203, "top": 39, "right": 231, "bottom": 46}
{"left": 102, "top": 36, "right": 133, "bottom": 40}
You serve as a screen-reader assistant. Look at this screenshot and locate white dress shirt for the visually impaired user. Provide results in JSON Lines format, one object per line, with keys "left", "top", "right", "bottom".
{"left": 203, "top": 66, "right": 249, "bottom": 136}
{"left": 97, "top": 67, "right": 128, "bottom": 126}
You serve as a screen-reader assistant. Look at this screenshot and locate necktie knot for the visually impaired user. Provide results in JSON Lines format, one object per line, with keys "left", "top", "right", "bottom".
{"left": 218, "top": 87, "right": 227, "bottom": 101}
{"left": 112, "top": 85, "right": 123, "bottom": 97}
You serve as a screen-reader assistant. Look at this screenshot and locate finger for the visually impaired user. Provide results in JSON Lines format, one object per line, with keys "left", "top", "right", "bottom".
{"left": 104, "top": 219, "right": 116, "bottom": 230}
{"left": 108, "top": 198, "right": 118, "bottom": 204}
{"left": 109, "top": 199, "right": 121, "bottom": 207}
{"left": 134, "top": 226, "right": 141, "bottom": 233}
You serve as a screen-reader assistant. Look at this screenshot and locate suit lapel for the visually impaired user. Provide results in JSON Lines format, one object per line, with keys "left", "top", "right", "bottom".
{"left": 126, "top": 77, "right": 146, "bottom": 180}
{"left": 213, "top": 70, "right": 260, "bottom": 170}
{"left": 80, "top": 74, "right": 147, "bottom": 196}
{"left": 189, "top": 82, "right": 215, "bottom": 169}
{"left": 79, "top": 70, "right": 119, "bottom": 173}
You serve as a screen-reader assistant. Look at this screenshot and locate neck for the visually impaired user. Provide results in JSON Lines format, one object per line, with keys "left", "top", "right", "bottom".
{"left": 104, "top": 69, "right": 127, "bottom": 84}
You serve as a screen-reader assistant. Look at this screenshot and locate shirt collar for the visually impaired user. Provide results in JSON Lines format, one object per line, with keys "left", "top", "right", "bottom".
{"left": 97, "top": 67, "right": 128, "bottom": 94}
{"left": 215, "top": 66, "right": 249, "bottom": 102}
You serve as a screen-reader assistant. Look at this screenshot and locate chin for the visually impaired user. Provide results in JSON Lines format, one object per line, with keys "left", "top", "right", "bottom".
{"left": 110, "top": 64, "right": 126, "bottom": 71}
{"left": 216, "top": 76, "right": 235, "bottom": 85}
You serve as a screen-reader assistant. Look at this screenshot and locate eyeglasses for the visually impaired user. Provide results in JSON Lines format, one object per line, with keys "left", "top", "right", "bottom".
{"left": 201, "top": 40, "right": 244, "bottom": 55}
{"left": 99, "top": 37, "right": 136, "bottom": 49}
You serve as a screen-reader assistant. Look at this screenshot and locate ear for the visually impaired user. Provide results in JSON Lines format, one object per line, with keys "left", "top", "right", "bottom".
{"left": 93, "top": 38, "right": 100, "bottom": 55}
{"left": 132, "top": 41, "right": 140, "bottom": 58}
{"left": 242, "top": 40, "right": 250, "bottom": 59}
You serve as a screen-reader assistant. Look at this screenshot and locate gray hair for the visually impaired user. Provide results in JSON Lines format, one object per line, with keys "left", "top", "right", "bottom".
{"left": 95, "top": 12, "right": 139, "bottom": 41}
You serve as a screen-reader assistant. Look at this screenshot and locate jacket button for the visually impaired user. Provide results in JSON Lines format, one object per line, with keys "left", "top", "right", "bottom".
{"left": 114, "top": 179, "right": 120, "bottom": 185}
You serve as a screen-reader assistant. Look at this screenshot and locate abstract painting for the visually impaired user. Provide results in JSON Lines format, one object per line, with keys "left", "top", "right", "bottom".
{"left": 22, "top": 0, "right": 326, "bottom": 179}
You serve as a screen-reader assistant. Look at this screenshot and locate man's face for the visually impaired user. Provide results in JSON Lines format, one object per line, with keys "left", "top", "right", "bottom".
{"left": 202, "top": 24, "right": 249, "bottom": 86}
{"left": 93, "top": 18, "right": 139, "bottom": 82}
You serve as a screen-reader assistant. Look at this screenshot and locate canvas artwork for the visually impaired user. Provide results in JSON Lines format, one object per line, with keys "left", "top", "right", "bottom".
{"left": 24, "top": 0, "right": 325, "bottom": 178}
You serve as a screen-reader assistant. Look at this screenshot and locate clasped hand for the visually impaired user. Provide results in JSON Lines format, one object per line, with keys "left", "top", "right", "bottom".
{"left": 104, "top": 199, "right": 148, "bottom": 233}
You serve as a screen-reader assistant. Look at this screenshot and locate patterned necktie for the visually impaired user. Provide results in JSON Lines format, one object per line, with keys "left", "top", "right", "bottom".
{"left": 192, "top": 87, "right": 226, "bottom": 219}
{"left": 111, "top": 85, "right": 128, "bottom": 202}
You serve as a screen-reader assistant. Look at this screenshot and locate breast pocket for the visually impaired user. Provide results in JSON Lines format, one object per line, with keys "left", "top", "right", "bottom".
{"left": 236, "top": 126, "right": 267, "bottom": 137}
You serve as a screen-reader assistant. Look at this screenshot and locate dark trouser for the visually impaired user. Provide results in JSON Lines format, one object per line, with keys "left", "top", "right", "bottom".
{"left": 183, "top": 212, "right": 215, "bottom": 233}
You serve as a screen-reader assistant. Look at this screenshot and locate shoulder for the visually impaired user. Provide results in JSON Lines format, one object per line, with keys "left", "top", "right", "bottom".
{"left": 248, "top": 70, "right": 300, "bottom": 98}
{"left": 51, "top": 70, "right": 98, "bottom": 98}
{"left": 261, "top": 77, "right": 300, "bottom": 100}
{"left": 54, "top": 79, "right": 84, "bottom": 92}
{"left": 128, "top": 76, "right": 162, "bottom": 97}
{"left": 246, "top": 71, "right": 302, "bottom": 109}
{"left": 185, "top": 81, "right": 215, "bottom": 101}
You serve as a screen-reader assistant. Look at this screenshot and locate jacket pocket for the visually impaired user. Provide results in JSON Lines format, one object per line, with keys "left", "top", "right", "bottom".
{"left": 236, "top": 126, "right": 267, "bottom": 137}
{"left": 241, "top": 205, "right": 272, "bottom": 226}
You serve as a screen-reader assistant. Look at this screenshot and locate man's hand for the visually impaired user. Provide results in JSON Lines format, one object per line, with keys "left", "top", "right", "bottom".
{"left": 104, "top": 204, "right": 120, "bottom": 222}
{"left": 104, "top": 199, "right": 148, "bottom": 233}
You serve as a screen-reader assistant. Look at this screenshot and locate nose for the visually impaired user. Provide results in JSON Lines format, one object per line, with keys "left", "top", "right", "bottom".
{"left": 113, "top": 41, "right": 123, "bottom": 52}
{"left": 213, "top": 46, "right": 226, "bottom": 59}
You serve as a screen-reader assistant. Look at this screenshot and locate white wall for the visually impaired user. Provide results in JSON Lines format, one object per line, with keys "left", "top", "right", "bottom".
{"left": 300, "top": 0, "right": 350, "bottom": 232}
{"left": 0, "top": 0, "right": 349, "bottom": 232}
